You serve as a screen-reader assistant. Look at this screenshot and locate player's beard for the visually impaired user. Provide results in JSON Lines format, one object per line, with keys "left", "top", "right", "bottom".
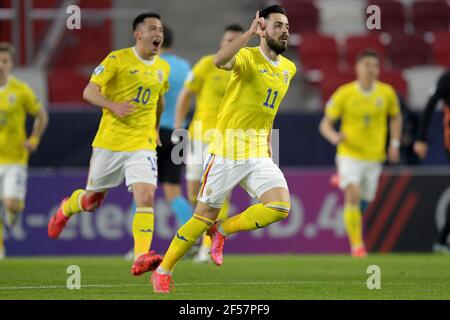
{"left": 265, "top": 34, "right": 287, "bottom": 55}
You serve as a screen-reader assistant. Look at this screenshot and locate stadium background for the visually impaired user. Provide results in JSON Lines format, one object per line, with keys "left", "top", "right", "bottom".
{"left": 1, "top": 0, "right": 449, "bottom": 256}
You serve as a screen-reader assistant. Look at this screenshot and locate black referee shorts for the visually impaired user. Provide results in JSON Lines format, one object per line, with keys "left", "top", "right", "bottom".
{"left": 156, "top": 128, "right": 184, "bottom": 184}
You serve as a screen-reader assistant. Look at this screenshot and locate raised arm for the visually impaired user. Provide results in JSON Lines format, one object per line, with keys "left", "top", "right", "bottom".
{"left": 214, "top": 11, "right": 266, "bottom": 70}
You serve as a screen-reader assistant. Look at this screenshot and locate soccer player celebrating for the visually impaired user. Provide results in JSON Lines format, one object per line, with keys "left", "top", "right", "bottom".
{"left": 0, "top": 43, "right": 49, "bottom": 259}
{"left": 173, "top": 24, "right": 244, "bottom": 263}
{"left": 47, "top": 13, "right": 169, "bottom": 275}
{"left": 413, "top": 69, "right": 450, "bottom": 253}
{"left": 151, "top": 5, "right": 296, "bottom": 293}
{"left": 319, "top": 50, "right": 403, "bottom": 258}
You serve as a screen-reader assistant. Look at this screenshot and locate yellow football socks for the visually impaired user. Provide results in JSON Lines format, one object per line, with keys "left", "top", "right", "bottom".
{"left": 201, "top": 198, "right": 230, "bottom": 249}
{"left": 160, "top": 214, "right": 214, "bottom": 272}
{"left": 343, "top": 203, "right": 364, "bottom": 248}
{"left": 220, "top": 201, "right": 290, "bottom": 235}
{"left": 62, "top": 189, "right": 85, "bottom": 217}
{"left": 132, "top": 207, "right": 155, "bottom": 258}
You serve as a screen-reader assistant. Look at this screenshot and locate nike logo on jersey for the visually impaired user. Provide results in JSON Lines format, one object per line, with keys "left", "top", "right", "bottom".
{"left": 255, "top": 222, "right": 263, "bottom": 228}
{"left": 130, "top": 69, "right": 139, "bottom": 74}
{"left": 176, "top": 232, "right": 188, "bottom": 242}
{"left": 259, "top": 69, "right": 269, "bottom": 74}
{"left": 140, "top": 229, "right": 153, "bottom": 233}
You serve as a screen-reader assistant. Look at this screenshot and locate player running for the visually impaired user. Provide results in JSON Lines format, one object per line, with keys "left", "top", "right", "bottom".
{"left": 151, "top": 5, "right": 296, "bottom": 293}
{"left": 319, "top": 50, "right": 403, "bottom": 258}
{"left": 173, "top": 24, "right": 244, "bottom": 263}
{"left": 47, "top": 13, "right": 169, "bottom": 275}
{"left": 124, "top": 25, "right": 193, "bottom": 261}
{"left": 0, "top": 43, "right": 49, "bottom": 259}
{"left": 414, "top": 69, "right": 450, "bottom": 254}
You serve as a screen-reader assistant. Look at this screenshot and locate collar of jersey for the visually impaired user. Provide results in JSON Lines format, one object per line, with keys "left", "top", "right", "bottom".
{"left": 258, "top": 46, "right": 280, "bottom": 67}
{"left": 357, "top": 80, "right": 377, "bottom": 96}
{"left": 132, "top": 46, "right": 156, "bottom": 66}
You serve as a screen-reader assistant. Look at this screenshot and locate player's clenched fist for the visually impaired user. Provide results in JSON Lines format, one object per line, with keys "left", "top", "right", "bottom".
{"left": 108, "top": 101, "right": 136, "bottom": 118}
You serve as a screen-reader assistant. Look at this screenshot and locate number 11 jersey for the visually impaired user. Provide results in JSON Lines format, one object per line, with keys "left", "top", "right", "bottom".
{"left": 209, "top": 46, "right": 296, "bottom": 160}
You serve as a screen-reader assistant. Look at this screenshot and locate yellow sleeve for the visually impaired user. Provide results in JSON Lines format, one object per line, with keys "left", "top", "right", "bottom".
{"left": 233, "top": 47, "right": 251, "bottom": 73}
{"left": 325, "top": 87, "right": 345, "bottom": 120}
{"left": 387, "top": 87, "right": 401, "bottom": 117}
{"left": 161, "top": 65, "right": 171, "bottom": 95}
{"left": 90, "top": 52, "right": 121, "bottom": 87}
{"left": 184, "top": 57, "right": 209, "bottom": 93}
{"left": 22, "top": 85, "right": 42, "bottom": 115}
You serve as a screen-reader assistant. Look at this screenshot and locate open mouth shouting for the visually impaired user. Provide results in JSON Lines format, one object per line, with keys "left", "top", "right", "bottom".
{"left": 152, "top": 38, "right": 162, "bottom": 50}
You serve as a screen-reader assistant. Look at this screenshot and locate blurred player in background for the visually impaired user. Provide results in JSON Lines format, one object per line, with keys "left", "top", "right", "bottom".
{"left": 125, "top": 25, "right": 193, "bottom": 261}
{"left": 414, "top": 69, "right": 450, "bottom": 254}
{"left": 0, "top": 43, "right": 48, "bottom": 259}
{"left": 157, "top": 25, "right": 193, "bottom": 226}
{"left": 173, "top": 24, "right": 244, "bottom": 263}
{"left": 47, "top": 13, "right": 169, "bottom": 275}
{"left": 152, "top": 5, "right": 296, "bottom": 293}
{"left": 319, "top": 50, "right": 402, "bottom": 258}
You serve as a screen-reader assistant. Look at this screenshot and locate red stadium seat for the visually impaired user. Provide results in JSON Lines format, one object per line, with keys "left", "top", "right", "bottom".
{"left": 318, "top": 68, "right": 355, "bottom": 104}
{"left": 281, "top": 0, "right": 319, "bottom": 33}
{"left": 388, "top": 32, "right": 431, "bottom": 69}
{"left": 345, "top": 34, "right": 387, "bottom": 67}
{"left": 48, "top": 68, "right": 89, "bottom": 105}
{"left": 411, "top": 0, "right": 450, "bottom": 33}
{"left": 366, "top": 0, "right": 406, "bottom": 33}
{"left": 379, "top": 70, "right": 408, "bottom": 98}
{"left": 431, "top": 31, "right": 450, "bottom": 67}
{"left": 297, "top": 33, "right": 339, "bottom": 71}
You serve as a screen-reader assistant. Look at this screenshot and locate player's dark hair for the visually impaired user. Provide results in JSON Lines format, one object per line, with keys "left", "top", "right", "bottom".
{"left": 162, "top": 25, "right": 173, "bottom": 49}
{"left": 0, "top": 42, "right": 15, "bottom": 56}
{"left": 259, "top": 5, "right": 286, "bottom": 19}
{"left": 356, "top": 49, "right": 381, "bottom": 62}
{"left": 224, "top": 24, "right": 244, "bottom": 33}
{"left": 133, "top": 12, "right": 161, "bottom": 31}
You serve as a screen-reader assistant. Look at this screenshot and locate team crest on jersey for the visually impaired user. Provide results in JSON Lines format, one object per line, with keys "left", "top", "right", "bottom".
{"left": 93, "top": 65, "right": 104, "bottom": 75}
{"left": 8, "top": 94, "right": 16, "bottom": 104}
{"left": 157, "top": 70, "right": 164, "bottom": 83}
{"left": 283, "top": 70, "right": 290, "bottom": 84}
{"left": 259, "top": 69, "right": 269, "bottom": 74}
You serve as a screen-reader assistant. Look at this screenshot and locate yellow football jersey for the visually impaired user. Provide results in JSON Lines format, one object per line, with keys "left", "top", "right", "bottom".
{"left": 185, "top": 55, "right": 231, "bottom": 142}
{"left": 0, "top": 75, "right": 42, "bottom": 165}
{"left": 325, "top": 80, "right": 400, "bottom": 162}
{"left": 209, "top": 47, "right": 296, "bottom": 160}
{"left": 90, "top": 47, "right": 170, "bottom": 152}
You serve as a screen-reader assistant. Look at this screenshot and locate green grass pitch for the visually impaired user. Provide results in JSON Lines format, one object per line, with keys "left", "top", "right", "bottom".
{"left": 0, "top": 254, "right": 449, "bottom": 300}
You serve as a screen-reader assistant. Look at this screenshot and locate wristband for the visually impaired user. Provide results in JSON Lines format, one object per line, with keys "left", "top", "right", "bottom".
{"left": 390, "top": 139, "right": 400, "bottom": 148}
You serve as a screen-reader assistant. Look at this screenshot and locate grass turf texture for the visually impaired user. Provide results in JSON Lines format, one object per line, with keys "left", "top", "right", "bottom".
{"left": 0, "top": 254, "right": 449, "bottom": 300}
